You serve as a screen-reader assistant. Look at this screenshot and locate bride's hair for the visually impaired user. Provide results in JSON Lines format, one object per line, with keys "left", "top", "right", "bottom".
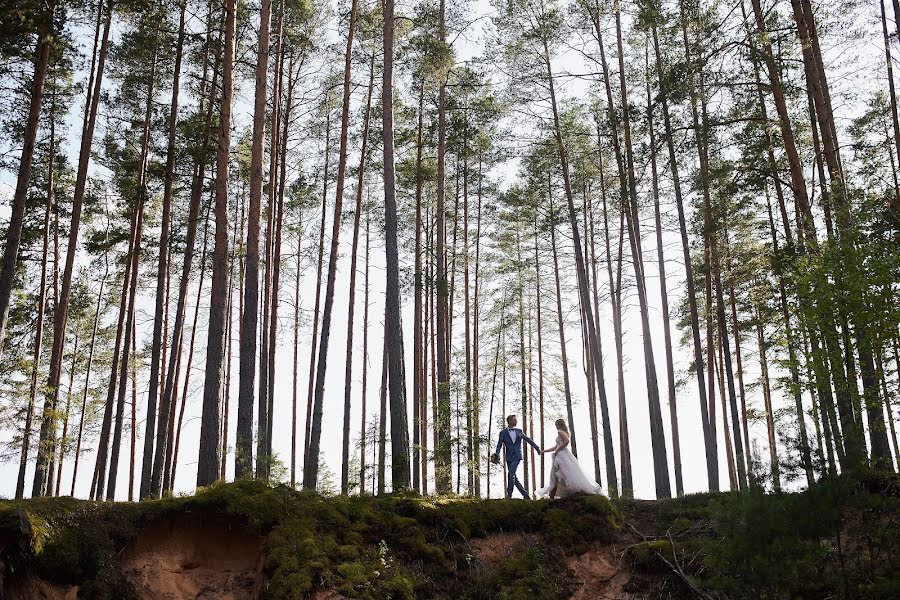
{"left": 555, "top": 418, "right": 569, "bottom": 433}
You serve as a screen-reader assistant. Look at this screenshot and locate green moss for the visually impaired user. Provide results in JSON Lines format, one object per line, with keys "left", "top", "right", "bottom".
{"left": 4, "top": 474, "right": 896, "bottom": 599}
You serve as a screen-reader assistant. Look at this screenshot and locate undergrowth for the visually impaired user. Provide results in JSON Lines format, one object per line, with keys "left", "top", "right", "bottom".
{"left": 0, "top": 473, "right": 897, "bottom": 599}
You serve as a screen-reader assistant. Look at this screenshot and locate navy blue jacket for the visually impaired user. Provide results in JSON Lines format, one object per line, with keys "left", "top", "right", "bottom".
{"left": 495, "top": 428, "right": 539, "bottom": 463}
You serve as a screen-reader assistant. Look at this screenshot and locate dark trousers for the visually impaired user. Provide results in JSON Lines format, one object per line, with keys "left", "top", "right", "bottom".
{"left": 506, "top": 459, "right": 529, "bottom": 498}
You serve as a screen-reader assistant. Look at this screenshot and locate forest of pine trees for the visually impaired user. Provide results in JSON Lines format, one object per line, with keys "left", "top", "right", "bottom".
{"left": 0, "top": 0, "right": 898, "bottom": 501}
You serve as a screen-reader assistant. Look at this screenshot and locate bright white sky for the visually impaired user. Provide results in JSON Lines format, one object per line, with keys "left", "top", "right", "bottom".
{"left": 0, "top": 0, "right": 894, "bottom": 500}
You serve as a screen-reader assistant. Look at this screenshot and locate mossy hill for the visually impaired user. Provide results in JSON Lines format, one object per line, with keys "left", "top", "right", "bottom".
{"left": 0, "top": 473, "right": 897, "bottom": 599}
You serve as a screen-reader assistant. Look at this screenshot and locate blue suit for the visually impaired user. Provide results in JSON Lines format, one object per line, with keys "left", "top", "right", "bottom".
{"left": 495, "top": 428, "right": 540, "bottom": 498}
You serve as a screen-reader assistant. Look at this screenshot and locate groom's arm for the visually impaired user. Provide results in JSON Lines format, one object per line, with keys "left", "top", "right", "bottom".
{"left": 522, "top": 432, "right": 540, "bottom": 452}
{"left": 495, "top": 433, "right": 503, "bottom": 456}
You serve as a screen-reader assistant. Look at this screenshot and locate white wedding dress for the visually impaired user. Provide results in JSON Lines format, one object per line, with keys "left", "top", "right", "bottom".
{"left": 536, "top": 433, "right": 604, "bottom": 498}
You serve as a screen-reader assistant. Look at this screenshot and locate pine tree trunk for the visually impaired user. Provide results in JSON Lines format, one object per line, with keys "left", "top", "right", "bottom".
{"left": 534, "top": 221, "right": 545, "bottom": 489}
{"left": 600, "top": 172, "right": 628, "bottom": 499}
{"left": 142, "top": 0, "right": 186, "bottom": 499}
{"left": 612, "top": 10, "right": 670, "bottom": 497}
{"left": 171, "top": 211, "right": 211, "bottom": 491}
{"left": 377, "top": 330, "right": 388, "bottom": 494}
{"left": 550, "top": 209, "right": 577, "bottom": 460}
{"left": 434, "top": 0, "right": 452, "bottom": 494}
{"left": 383, "top": 0, "right": 410, "bottom": 490}
{"left": 236, "top": 0, "right": 272, "bottom": 481}
{"left": 646, "top": 64, "right": 683, "bottom": 496}
{"left": 257, "top": 0, "right": 286, "bottom": 481}
{"left": 15, "top": 109, "right": 54, "bottom": 499}
{"left": 106, "top": 42, "right": 159, "bottom": 500}
{"left": 304, "top": 107, "right": 331, "bottom": 470}
{"left": 34, "top": 0, "right": 112, "bottom": 498}
{"left": 0, "top": 0, "right": 56, "bottom": 355}
{"left": 291, "top": 215, "right": 302, "bottom": 488}
{"left": 412, "top": 84, "right": 424, "bottom": 494}
{"left": 649, "top": 19, "right": 715, "bottom": 491}
{"left": 542, "top": 33, "right": 619, "bottom": 495}
{"left": 306, "top": 0, "right": 361, "bottom": 489}
{"left": 69, "top": 263, "right": 107, "bottom": 497}
{"left": 472, "top": 159, "right": 484, "bottom": 496}
{"left": 715, "top": 332, "right": 738, "bottom": 489}
{"left": 198, "top": 0, "right": 236, "bottom": 487}
{"left": 151, "top": 10, "right": 220, "bottom": 496}
{"left": 755, "top": 306, "right": 781, "bottom": 490}
{"left": 359, "top": 207, "right": 371, "bottom": 492}
{"left": 55, "top": 331, "right": 80, "bottom": 496}
{"left": 340, "top": 49, "right": 374, "bottom": 495}
{"left": 463, "top": 142, "right": 474, "bottom": 494}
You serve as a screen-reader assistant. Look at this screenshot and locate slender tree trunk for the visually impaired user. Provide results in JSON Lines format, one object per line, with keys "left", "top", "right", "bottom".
{"left": 383, "top": 0, "right": 410, "bottom": 489}
{"left": 727, "top": 246, "right": 751, "bottom": 480}
{"left": 534, "top": 221, "right": 545, "bottom": 489}
{"left": 610, "top": 11, "right": 670, "bottom": 497}
{"left": 70, "top": 261, "right": 107, "bottom": 497}
{"left": 887, "top": 0, "right": 900, "bottom": 216}
{"left": 257, "top": 0, "right": 285, "bottom": 481}
{"left": 434, "top": 0, "right": 452, "bottom": 494}
{"left": 646, "top": 60, "right": 683, "bottom": 496}
{"left": 542, "top": 34, "right": 620, "bottom": 495}
{"left": 170, "top": 212, "right": 210, "bottom": 491}
{"left": 55, "top": 331, "right": 80, "bottom": 496}
{"left": 755, "top": 306, "right": 781, "bottom": 490}
{"left": 472, "top": 159, "right": 484, "bottom": 496}
{"left": 464, "top": 142, "right": 474, "bottom": 494}
{"left": 412, "top": 84, "right": 425, "bottom": 494}
{"left": 649, "top": 19, "right": 715, "bottom": 490}
{"left": 339, "top": 50, "right": 374, "bottom": 495}
{"left": 600, "top": 171, "right": 628, "bottom": 498}
{"left": 235, "top": 0, "right": 272, "bottom": 481}
{"left": 0, "top": 0, "right": 56, "bottom": 354}
{"left": 34, "top": 0, "right": 112, "bottom": 498}
{"left": 15, "top": 107, "right": 54, "bottom": 499}
{"left": 198, "top": 0, "right": 236, "bottom": 487}
{"left": 716, "top": 332, "right": 738, "bottom": 489}
{"left": 359, "top": 206, "right": 371, "bottom": 492}
{"left": 107, "top": 41, "right": 159, "bottom": 500}
{"left": 307, "top": 0, "right": 361, "bottom": 489}
{"left": 142, "top": 0, "right": 186, "bottom": 498}
{"left": 304, "top": 105, "right": 330, "bottom": 470}
{"left": 377, "top": 330, "right": 388, "bottom": 494}
{"left": 550, "top": 208, "right": 577, "bottom": 460}
{"left": 292, "top": 217, "right": 302, "bottom": 488}
{"left": 151, "top": 9, "right": 220, "bottom": 496}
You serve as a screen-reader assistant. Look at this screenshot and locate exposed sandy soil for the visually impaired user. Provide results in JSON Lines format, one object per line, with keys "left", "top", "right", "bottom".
{"left": 5, "top": 577, "right": 79, "bottom": 600}
{"left": 119, "top": 516, "right": 265, "bottom": 600}
{"left": 469, "top": 532, "right": 529, "bottom": 564}
{"left": 566, "top": 544, "right": 631, "bottom": 600}
{"left": 470, "top": 533, "right": 631, "bottom": 599}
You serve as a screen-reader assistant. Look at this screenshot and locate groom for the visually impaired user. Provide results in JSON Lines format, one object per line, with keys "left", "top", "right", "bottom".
{"left": 493, "top": 415, "right": 540, "bottom": 499}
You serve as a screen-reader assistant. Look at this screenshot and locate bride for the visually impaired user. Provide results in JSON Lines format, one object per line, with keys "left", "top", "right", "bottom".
{"left": 537, "top": 419, "right": 604, "bottom": 499}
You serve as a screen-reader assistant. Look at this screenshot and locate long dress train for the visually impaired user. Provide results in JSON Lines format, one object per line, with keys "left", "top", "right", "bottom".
{"left": 536, "top": 433, "right": 603, "bottom": 498}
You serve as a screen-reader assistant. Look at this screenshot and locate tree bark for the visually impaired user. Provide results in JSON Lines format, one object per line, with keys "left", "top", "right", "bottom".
{"left": 15, "top": 105, "right": 54, "bottom": 499}
{"left": 197, "top": 0, "right": 236, "bottom": 487}
{"left": 383, "top": 0, "right": 410, "bottom": 489}
{"left": 0, "top": 0, "right": 56, "bottom": 355}
{"left": 649, "top": 19, "right": 716, "bottom": 490}
{"left": 142, "top": 0, "right": 186, "bottom": 498}
{"left": 306, "top": 0, "right": 361, "bottom": 489}
{"left": 340, "top": 50, "right": 374, "bottom": 495}
{"left": 34, "top": 0, "right": 112, "bottom": 498}
{"left": 235, "top": 0, "right": 273, "bottom": 480}
{"left": 646, "top": 59, "right": 683, "bottom": 496}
